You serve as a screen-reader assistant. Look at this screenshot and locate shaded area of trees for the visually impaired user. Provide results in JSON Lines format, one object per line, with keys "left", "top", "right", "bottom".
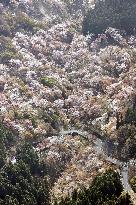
{"left": 0, "top": 123, "right": 49, "bottom": 204}
{"left": 0, "top": 122, "right": 15, "bottom": 147}
{"left": 117, "top": 124, "right": 136, "bottom": 158}
{"left": 130, "top": 176, "right": 136, "bottom": 193}
{"left": 0, "top": 36, "right": 19, "bottom": 64}
{"left": 0, "top": 122, "right": 15, "bottom": 168}
{"left": 56, "top": 169, "right": 131, "bottom": 205}
{"left": 0, "top": 161, "right": 49, "bottom": 205}
{"left": 115, "top": 102, "right": 136, "bottom": 160}
{"left": 0, "top": 10, "right": 46, "bottom": 37}
{"left": 125, "top": 107, "right": 136, "bottom": 125}
{"left": 0, "top": 0, "right": 10, "bottom": 6}
{"left": 16, "top": 143, "right": 48, "bottom": 177}
{"left": 0, "top": 119, "right": 133, "bottom": 204}
{"left": 82, "top": 0, "right": 136, "bottom": 35}
{"left": 0, "top": 141, "right": 49, "bottom": 204}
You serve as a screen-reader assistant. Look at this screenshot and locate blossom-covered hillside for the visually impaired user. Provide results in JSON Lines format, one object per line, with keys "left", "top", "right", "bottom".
{"left": 0, "top": 0, "right": 136, "bottom": 204}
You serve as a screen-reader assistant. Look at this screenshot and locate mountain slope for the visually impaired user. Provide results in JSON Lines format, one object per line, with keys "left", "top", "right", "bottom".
{"left": 0, "top": 0, "right": 136, "bottom": 204}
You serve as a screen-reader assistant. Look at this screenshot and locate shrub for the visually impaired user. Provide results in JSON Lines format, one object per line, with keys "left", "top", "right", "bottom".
{"left": 117, "top": 124, "right": 136, "bottom": 159}
{"left": 82, "top": 0, "right": 136, "bottom": 35}
{"left": 0, "top": 161, "right": 49, "bottom": 205}
{"left": 0, "top": 24, "right": 11, "bottom": 37}
{"left": 0, "top": 122, "right": 15, "bottom": 168}
{"left": 0, "top": 12, "right": 15, "bottom": 37}
{"left": 0, "top": 11, "right": 46, "bottom": 38}
{"left": 16, "top": 142, "right": 40, "bottom": 175}
{"left": 0, "top": 36, "right": 19, "bottom": 64}
{"left": 41, "top": 77, "right": 58, "bottom": 88}
{"left": 0, "top": 122, "right": 15, "bottom": 148}
{"left": 0, "top": 51, "right": 15, "bottom": 64}
{"left": 125, "top": 107, "right": 136, "bottom": 125}
{"left": 57, "top": 169, "right": 125, "bottom": 205}
{"left": 15, "top": 14, "right": 38, "bottom": 33}
{"left": 15, "top": 12, "right": 47, "bottom": 34}
{"left": 130, "top": 176, "right": 136, "bottom": 192}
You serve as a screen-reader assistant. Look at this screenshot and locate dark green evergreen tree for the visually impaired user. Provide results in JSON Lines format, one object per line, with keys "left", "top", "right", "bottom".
{"left": 0, "top": 139, "right": 6, "bottom": 168}
{"left": 0, "top": 161, "right": 49, "bottom": 205}
{"left": 125, "top": 107, "right": 136, "bottom": 125}
{"left": 58, "top": 169, "right": 125, "bottom": 205}
{"left": 16, "top": 142, "right": 39, "bottom": 174}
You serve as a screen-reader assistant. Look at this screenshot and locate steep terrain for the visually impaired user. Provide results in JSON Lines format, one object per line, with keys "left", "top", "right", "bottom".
{"left": 0, "top": 0, "right": 136, "bottom": 204}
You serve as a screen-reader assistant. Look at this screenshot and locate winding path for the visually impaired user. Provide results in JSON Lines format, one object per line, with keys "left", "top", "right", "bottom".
{"left": 59, "top": 128, "right": 136, "bottom": 193}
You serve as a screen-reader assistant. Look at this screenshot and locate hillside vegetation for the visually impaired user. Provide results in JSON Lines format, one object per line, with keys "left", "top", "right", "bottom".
{"left": 0, "top": 0, "right": 136, "bottom": 204}
{"left": 83, "top": 0, "right": 136, "bottom": 35}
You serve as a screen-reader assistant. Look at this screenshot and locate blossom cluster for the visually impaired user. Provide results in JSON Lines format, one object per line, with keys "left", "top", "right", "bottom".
{"left": 0, "top": 0, "right": 136, "bottom": 201}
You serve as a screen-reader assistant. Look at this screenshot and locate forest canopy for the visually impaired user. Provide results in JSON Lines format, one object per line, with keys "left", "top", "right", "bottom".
{"left": 82, "top": 0, "right": 136, "bottom": 35}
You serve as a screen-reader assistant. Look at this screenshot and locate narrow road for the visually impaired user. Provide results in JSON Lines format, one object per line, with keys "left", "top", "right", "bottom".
{"left": 59, "top": 128, "right": 136, "bottom": 193}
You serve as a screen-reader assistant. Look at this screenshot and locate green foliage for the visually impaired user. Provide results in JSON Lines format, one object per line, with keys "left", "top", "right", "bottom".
{"left": 0, "top": 123, "right": 49, "bottom": 205}
{"left": 4, "top": 196, "right": 19, "bottom": 205}
{"left": 40, "top": 107, "right": 61, "bottom": 130}
{"left": 0, "top": 161, "right": 49, "bottom": 205}
{"left": 115, "top": 103, "right": 136, "bottom": 159}
{"left": 15, "top": 14, "right": 42, "bottom": 34}
{"left": 57, "top": 169, "right": 125, "bottom": 205}
{"left": 0, "top": 139, "right": 6, "bottom": 169}
{"left": 0, "top": 122, "right": 15, "bottom": 148}
{"left": 0, "top": 122, "right": 16, "bottom": 168}
{"left": 16, "top": 142, "right": 46, "bottom": 175}
{"left": 0, "top": 11, "right": 46, "bottom": 38}
{"left": 41, "top": 77, "right": 58, "bottom": 88}
{"left": 86, "top": 169, "right": 123, "bottom": 205}
{"left": 117, "top": 124, "right": 136, "bottom": 159}
{"left": 0, "top": 122, "right": 132, "bottom": 205}
{"left": 125, "top": 107, "right": 136, "bottom": 125}
{"left": 0, "top": 24, "right": 11, "bottom": 37}
{"left": 82, "top": 0, "right": 136, "bottom": 35}
{"left": 0, "top": 12, "right": 15, "bottom": 37}
{"left": 0, "top": 36, "right": 19, "bottom": 64}
{"left": 0, "top": 37, "right": 14, "bottom": 52}
{"left": 0, "top": 51, "right": 17, "bottom": 64}
{"left": 130, "top": 176, "right": 136, "bottom": 192}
